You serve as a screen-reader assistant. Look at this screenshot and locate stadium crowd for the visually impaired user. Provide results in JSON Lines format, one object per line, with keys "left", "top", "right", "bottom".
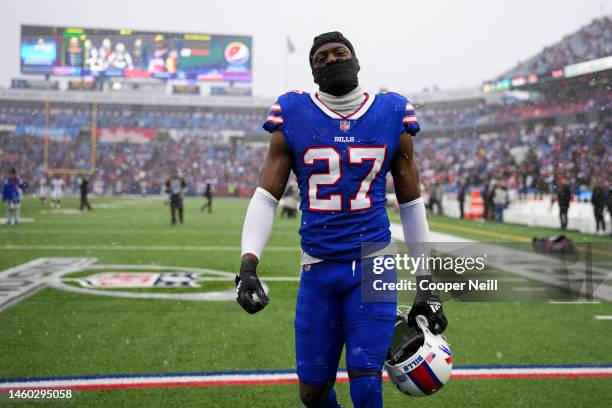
{"left": 1, "top": 107, "right": 610, "bottom": 202}
{"left": 3, "top": 87, "right": 610, "bottom": 138}
{"left": 501, "top": 15, "right": 612, "bottom": 78}
{"left": 0, "top": 102, "right": 268, "bottom": 136}
{"left": 0, "top": 132, "right": 266, "bottom": 196}
{"left": 415, "top": 117, "right": 612, "bottom": 198}
{"left": 419, "top": 87, "right": 612, "bottom": 129}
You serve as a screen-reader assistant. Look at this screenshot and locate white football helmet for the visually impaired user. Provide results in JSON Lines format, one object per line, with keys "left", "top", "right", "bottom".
{"left": 385, "top": 312, "right": 453, "bottom": 397}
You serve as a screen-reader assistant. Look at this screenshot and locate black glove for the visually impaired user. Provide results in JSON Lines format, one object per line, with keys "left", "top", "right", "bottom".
{"left": 235, "top": 258, "right": 269, "bottom": 314}
{"left": 408, "top": 275, "right": 448, "bottom": 334}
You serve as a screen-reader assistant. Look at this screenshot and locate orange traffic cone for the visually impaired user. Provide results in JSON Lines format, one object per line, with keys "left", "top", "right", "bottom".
{"left": 465, "top": 188, "right": 484, "bottom": 219}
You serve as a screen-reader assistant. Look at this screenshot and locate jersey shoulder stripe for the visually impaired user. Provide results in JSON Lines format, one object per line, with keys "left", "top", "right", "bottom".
{"left": 262, "top": 91, "right": 309, "bottom": 133}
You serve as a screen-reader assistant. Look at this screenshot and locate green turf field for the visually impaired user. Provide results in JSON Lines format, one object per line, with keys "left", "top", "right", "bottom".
{"left": 0, "top": 196, "right": 611, "bottom": 407}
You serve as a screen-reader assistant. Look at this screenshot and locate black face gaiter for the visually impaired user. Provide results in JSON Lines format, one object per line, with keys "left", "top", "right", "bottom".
{"left": 312, "top": 59, "right": 360, "bottom": 96}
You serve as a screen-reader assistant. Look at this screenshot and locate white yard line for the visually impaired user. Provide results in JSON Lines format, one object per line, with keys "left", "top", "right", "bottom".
{"left": 512, "top": 287, "right": 554, "bottom": 292}
{"left": 61, "top": 276, "right": 302, "bottom": 282}
{"left": 0, "top": 244, "right": 299, "bottom": 252}
{"left": 2, "top": 229, "right": 296, "bottom": 236}
{"left": 0, "top": 218, "right": 34, "bottom": 223}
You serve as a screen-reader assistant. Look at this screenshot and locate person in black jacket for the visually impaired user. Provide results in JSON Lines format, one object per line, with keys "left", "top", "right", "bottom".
{"left": 200, "top": 183, "right": 213, "bottom": 213}
{"left": 484, "top": 180, "right": 496, "bottom": 221}
{"left": 457, "top": 181, "right": 466, "bottom": 219}
{"left": 79, "top": 177, "right": 92, "bottom": 211}
{"left": 428, "top": 181, "right": 443, "bottom": 215}
{"left": 165, "top": 169, "right": 187, "bottom": 225}
{"left": 591, "top": 178, "right": 606, "bottom": 235}
{"left": 557, "top": 178, "right": 571, "bottom": 230}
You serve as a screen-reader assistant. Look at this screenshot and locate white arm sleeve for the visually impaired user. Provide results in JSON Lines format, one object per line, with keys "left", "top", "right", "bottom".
{"left": 241, "top": 187, "right": 279, "bottom": 260}
{"left": 399, "top": 197, "right": 431, "bottom": 276}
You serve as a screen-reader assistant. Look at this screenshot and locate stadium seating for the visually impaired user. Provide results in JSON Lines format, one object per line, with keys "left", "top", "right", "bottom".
{"left": 499, "top": 15, "right": 612, "bottom": 78}
{"left": 0, "top": 102, "right": 268, "bottom": 135}
{"left": 0, "top": 91, "right": 610, "bottom": 198}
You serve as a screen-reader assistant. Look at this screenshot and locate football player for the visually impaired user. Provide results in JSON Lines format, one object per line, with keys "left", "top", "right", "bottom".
{"left": 3, "top": 168, "right": 25, "bottom": 226}
{"left": 38, "top": 175, "right": 48, "bottom": 206}
{"left": 50, "top": 175, "right": 65, "bottom": 209}
{"left": 236, "top": 32, "right": 447, "bottom": 408}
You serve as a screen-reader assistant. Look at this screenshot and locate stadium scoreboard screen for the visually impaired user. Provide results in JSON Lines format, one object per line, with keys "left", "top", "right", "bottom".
{"left": 20, "top": 25, "right": 252, "bottom": 82}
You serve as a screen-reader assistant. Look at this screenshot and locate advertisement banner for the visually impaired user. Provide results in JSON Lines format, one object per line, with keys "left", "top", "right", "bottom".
{"left": 96, "top": 128, "right": 156, "bottom": 144}
{"left": 21, "top": 25, "right": 252, "bottom": 82}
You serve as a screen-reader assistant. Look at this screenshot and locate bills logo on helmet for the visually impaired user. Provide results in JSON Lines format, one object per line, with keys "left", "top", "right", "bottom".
{"left": 225, "top": 42, "right": 250, "bottom": 66}
{"left": 403, "top": 355, "right": 424, "bottom": 372}
{"left": 386, "top": 315, "right": 453, "bottom": 397}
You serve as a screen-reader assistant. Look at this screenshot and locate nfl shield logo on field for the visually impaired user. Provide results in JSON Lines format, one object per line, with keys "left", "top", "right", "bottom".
{"left": 340, "top": 120, "right": 351, "bottom": 132}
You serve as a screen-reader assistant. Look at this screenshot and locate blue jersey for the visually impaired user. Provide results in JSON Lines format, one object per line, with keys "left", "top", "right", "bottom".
{"left": 263, "top": 90, "right": 420, "bottom": 261}
{"left": 3, "top": 177, "right": 25, "bottom": 204}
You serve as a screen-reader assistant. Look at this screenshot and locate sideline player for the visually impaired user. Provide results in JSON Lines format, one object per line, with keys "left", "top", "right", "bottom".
{"left": 236, "top": 32, "right": 448, "bottom": 407}
{"left": 165, "top": 169, "right": 187, "bottom": 225}
{"left": 3, "top": 168, "right": 25, "bottom": 226}
{"left": 50, "top": 175, "right": 65, "bottom": 209}
{"left": 38, "top": 175, "right": 48, "bottom": 206}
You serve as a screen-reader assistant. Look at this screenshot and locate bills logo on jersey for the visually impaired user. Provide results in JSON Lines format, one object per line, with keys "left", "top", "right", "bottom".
{"left": 334, "top": 136, "right": 354, "bottom": 143}
{"left": 340, "top": 120, "right": 351, "bottom": 132}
